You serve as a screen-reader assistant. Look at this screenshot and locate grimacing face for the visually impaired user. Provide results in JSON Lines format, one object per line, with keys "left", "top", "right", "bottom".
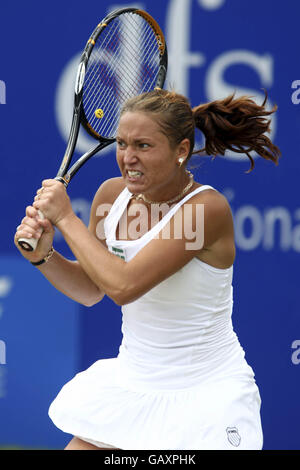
{"left": 116, "top": 111, "right": 189, "bottom": 200}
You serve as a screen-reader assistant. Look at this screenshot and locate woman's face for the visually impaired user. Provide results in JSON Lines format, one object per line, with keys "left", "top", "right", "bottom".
{"left": 116, "top": 111, "right": 187, "bottom": 198}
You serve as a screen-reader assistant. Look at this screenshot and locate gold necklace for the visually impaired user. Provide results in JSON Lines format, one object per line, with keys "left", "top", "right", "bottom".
{"left": 132, "top": 171, "right": 194, "bottom": 205}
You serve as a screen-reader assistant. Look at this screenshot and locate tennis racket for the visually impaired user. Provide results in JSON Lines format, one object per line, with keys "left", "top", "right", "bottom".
{"left": 18, "top": 7, "right": 168, "bottom": 251}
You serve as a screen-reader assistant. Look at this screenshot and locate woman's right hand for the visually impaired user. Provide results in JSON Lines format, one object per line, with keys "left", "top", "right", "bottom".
{"left": 14, "top": 205, "right": 55, "bottom": 264}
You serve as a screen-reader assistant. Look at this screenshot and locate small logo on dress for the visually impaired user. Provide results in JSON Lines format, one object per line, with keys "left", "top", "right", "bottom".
{"left": 226, "top": 427, "right": 241, "bottom": 447}
{"left": 111, "top": 246, "right": 126, "bottom": 260}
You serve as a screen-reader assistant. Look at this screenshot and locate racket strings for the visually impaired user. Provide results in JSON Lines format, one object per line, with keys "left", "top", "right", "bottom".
{"left": 84, "top": 18, "right": 158, "bottom": 129}
{"left": 87, "top": 32, "right": 159, "bottom": 138}
{"left": 85, "top": 20, "right": 129, "bottom": 98}
{"left": 85, "top": 16, "right": 158, "bottom": 109}
{"left": 84, "top": 19, "right": 134, "bottom": 101}
{"left": 82, "top": 12, "right": 161, "bottom": 139}
{"left": 100, "top": 36, "right": 159, "bottom": 139}
{"left": 84, "top": 25, "right": 141, "bottom": 120}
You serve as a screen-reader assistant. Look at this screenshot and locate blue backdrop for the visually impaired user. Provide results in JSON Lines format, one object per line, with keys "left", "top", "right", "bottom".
{"left": 0, "top": 0, "right": 299, "bottom": 450}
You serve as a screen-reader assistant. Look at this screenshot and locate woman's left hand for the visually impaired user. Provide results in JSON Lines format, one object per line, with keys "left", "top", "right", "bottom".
{"left": 33, "top": 179, "right": 74, "bottom": 227}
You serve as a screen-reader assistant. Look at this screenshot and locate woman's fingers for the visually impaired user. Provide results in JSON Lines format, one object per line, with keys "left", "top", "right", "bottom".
{"left": 37, "top": 218, "right": 55, "bottom": 234}
{"left": 25, "top": 205, "right": 39, "bottom": 218}
{"left": 21, "top": 215, "right": 40, "bottom": 230}
{"left": 16, "top": 209, "right": 45, "bottom": 241}
{"left": 15, "top": 225, "right": 40, "bottom": 241}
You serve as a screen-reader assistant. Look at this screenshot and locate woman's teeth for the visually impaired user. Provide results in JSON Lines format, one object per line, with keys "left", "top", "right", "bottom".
{"left": 128, "top": 170, "right": 143, "bottom": 177}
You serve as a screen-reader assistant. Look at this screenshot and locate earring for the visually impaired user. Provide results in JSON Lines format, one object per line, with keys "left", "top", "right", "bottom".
{"left": 178, "top": 157, "right": 185, "bottom": 167}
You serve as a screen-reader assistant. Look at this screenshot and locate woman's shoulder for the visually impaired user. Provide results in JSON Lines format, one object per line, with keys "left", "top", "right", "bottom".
{"left": 186, "top": 183, "right": 231, "bottom": 213}
{"left": 92, "top": 177, "right": 126, "bottom": 206}
{"left": 186, "top": 183, "right": 234, "bottom": 247}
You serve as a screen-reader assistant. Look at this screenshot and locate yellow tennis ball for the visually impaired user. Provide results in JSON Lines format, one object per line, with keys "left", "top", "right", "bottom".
{"left": 95, "top": 108, "right": 104, "bottom": 118}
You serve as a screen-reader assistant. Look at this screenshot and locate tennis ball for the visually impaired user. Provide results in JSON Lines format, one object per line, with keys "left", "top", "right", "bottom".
{"left": 95, "top": 108, "right": 104, "bottom": 118}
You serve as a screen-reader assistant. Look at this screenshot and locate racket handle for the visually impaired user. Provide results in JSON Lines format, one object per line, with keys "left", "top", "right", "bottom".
{"left": 18, "top": 210, "right": 45, "bottom": 252}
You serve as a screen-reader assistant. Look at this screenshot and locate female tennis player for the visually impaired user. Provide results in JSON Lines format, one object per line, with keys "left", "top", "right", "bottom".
{"left": 14, "top": 89, "right": 280, "bottom": 450}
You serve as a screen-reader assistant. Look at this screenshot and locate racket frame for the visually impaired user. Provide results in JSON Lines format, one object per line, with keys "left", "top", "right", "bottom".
{"left": 18, "top": 7, "right": 167, "bottom": 251}
{"left": 56, "top": 7, "right": 167, "bottom": 186}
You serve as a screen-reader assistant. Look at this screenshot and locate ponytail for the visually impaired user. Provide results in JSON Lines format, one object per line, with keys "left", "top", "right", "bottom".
{"left": 121, "top": 89, "right": 281, "bottom": 172}
{"left": 192, "top": 92, "right": 281, "bottom": 172}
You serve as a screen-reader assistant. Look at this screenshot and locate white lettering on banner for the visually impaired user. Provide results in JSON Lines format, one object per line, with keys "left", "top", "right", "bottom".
{"left": 109, "top": 3, "right": 144, "bottom": 14}
{"left": 166, "top": 0, "right": 205, "bottom": 96}
{"left": 0, "top": 276, "right": 12, "bottom": 371}
{"left": 197, "top": 0, "right": 225, "bottom": 9}
{"left": 263, "top": 208, "right": 293, "bottom": 251}
{"left": 234, "top": 206, "right": 264, "bottom": 251}
{"left": 291, "top": 80, "right": 300, "bottom": 104}
{"left": 165, "top": 1, "right": 276, "bottom": 160}
{"left": 291, "top": 340, "right": 300, "bottom": 365}
{"left": 56, "top": 0, "right": 277, "bottom": 160}
{"left": 0, "top": 80, "right": 6, "bottom": 104}
{"left": 0, "top": 276, "right": 13, "bottom": 320}
{"left": 0, "top": 341, "right": 6, "bottom": 365}
{"left": 229, "top": 195, "right": 300, "bottom": 252}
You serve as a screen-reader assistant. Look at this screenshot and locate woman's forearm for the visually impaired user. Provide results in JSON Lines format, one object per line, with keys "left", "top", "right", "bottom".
{"left": 36, "top": 249, "right": 105, "bottom": 306}
{"left": 56, "top": 214, "right": 128, "bottom": 304}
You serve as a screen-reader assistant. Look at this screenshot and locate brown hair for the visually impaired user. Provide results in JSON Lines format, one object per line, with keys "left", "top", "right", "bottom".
{"left": 120, "top": 89, "right": 281, "bottom": 172}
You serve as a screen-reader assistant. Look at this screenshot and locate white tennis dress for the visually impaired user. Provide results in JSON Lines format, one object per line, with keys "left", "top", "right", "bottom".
{"left": 48, "top": 185, "right": 263, "bottom": 450}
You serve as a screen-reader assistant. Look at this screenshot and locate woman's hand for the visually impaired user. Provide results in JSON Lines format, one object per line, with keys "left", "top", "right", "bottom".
{"left": 33, "top": 179, "right": 74, "bottom": 227}
{"left": 14, "top": 205, "right": 55, "bottom": 263}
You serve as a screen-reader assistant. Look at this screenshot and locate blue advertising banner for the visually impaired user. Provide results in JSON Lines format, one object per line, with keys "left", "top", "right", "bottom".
{"left": 0, "top": 0, "right": 299, "bottom": 450}
{"left": 0, "top": 257, "right": 80, "bottom": 449}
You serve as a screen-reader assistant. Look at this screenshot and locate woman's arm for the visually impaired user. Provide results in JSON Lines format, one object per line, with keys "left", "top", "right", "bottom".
{"left": 33, "top": 179, "right": 232, "bottom": 306}
{"left": 14, "top": 179, "right": 124, "bottom": 306}
{"left": 36, "top": 251, "right": 104, "bottom": 307}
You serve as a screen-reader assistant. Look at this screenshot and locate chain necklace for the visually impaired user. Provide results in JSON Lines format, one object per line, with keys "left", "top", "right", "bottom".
{"left": 132, "top": 170, "right": 194, "bottom": 205}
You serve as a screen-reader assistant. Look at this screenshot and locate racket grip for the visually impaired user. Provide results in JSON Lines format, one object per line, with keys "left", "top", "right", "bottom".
{"left": 18, "top": 210, "right": 45, "bottom": 252}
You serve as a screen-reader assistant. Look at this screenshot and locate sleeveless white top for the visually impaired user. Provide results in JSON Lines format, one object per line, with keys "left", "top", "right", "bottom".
{"left": 104, "top": 185, "right": 254, "bottom": 391}
{"left": 49, "top": 184, "right": 262, "bottom": 450}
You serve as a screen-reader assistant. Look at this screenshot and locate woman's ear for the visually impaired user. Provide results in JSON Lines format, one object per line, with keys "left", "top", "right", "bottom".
{"left": 176, "top": 138, "right": 190, "bottom": 160}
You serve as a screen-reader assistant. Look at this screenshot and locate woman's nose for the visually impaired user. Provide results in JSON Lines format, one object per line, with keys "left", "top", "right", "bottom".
{"left": 123, "top": 146, "right": 138, "bottom": 164}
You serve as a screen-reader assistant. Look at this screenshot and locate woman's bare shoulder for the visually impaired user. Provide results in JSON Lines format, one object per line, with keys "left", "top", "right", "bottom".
{"left": 93, "top": 177, "right": 126, "bottom": 206}
{"left": 188, "top": 185, "right": 231, "bottom": 214}
{"left": 186, "top": 185, "right": 234, "bottom": 249}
